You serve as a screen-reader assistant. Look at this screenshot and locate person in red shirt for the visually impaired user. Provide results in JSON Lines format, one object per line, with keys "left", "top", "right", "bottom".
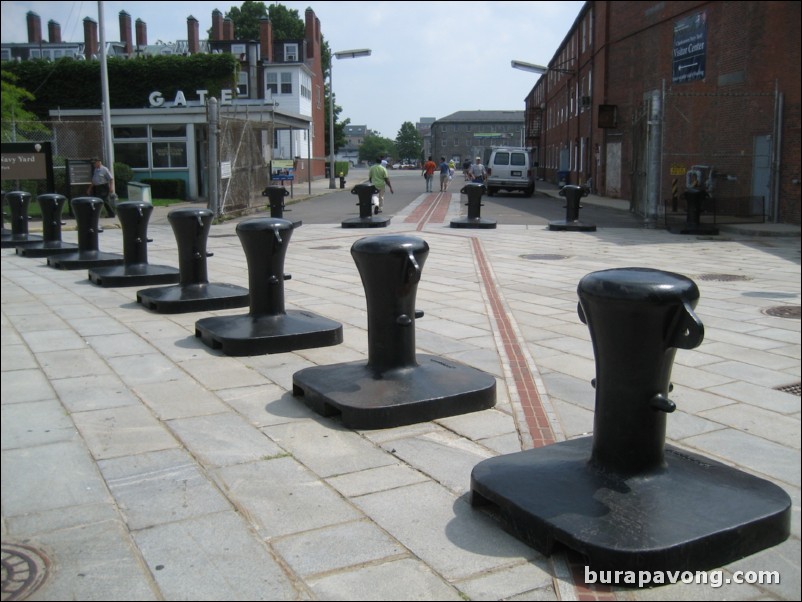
{"left": 422, "top": 156, "right": 437, "bottom": 193}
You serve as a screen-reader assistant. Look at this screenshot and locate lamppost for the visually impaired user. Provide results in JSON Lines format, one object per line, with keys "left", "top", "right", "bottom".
{"left": 329, "top": 48, "right": 371, "bottom": 189}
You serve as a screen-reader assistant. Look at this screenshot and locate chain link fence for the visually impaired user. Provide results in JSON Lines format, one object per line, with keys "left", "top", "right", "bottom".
{"left": 2, "top": 119, "right": 104, "bottom": 198}
{"left": 217, "top": 115, "right": 272, "bottom": 215}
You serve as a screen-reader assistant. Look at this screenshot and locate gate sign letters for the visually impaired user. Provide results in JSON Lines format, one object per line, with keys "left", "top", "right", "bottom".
{"left": 673, "top": 12, "right": 707, "bottom": 84}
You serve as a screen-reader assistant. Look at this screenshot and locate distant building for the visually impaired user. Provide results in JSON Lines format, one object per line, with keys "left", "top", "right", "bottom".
{"left": 431, "top": 111, "right": 525, "bottom": 164}
{"left": 341, "top": 125, "right": 374, "bottom": 165}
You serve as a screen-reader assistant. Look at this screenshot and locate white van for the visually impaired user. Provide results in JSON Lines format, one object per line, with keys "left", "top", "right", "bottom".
{"left": 485, "top": 147, "right": 535, "bottom": 197}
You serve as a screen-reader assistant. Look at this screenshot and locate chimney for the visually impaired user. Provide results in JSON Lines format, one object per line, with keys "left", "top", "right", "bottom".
{"left": 48, "top": 20, "right": 61, "bottom": 44}
{"left": 304, "top": 8, "right": 316, "bottom": 60}
{"left": 260, "top": 17, "right": 272, "bottom": 62}
{"left": 211, "top": 9, "right": 223, "bottom": 41}
{"left": 119, "top": 11, "right": 132, "bottom": 56}
{"left": 135, "top": 18, "right": 147, "bottom": 48}
{"left": 223, "top": 17, "right": 234, "bottom": 41}
{"left": 83, "top": 17, "right": 98, "bottom": 59}
{"left": 26, "top": 11, "right": 42, "bottom": 44}
{"left": 187, "top": 16, "right": 199, "bottom": 54}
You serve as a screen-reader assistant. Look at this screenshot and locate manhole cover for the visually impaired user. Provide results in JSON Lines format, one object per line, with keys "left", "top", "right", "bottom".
{"left": 310, "top": 246, "right": 341, "bottom": 250}
{"left": 774, "top": 383, "right": 802, "bottom": 396}
{"left": 520, "top": 254, "right": 569, "bottom": 260}
{"left": 697, "top": 274, "right": 752, "bottom": 282}
{"left": 2, "top": 544, "right": 49, "bottom": 601}
{"left": 762, "top": 305, "right": 801, "bottom": 319}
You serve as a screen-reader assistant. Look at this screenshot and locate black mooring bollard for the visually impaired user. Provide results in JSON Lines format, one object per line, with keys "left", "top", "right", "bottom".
{"left": 341, "top": 183, "right": 390, "bottom": 228}
{"left": 16, "top": 193, "right": 79, "bottom": 257}
{"left": 669, "top": 187, "right": 719, "bottom": 235}
{"left": 451, "top": 183, "right": 496, "bottom": 229}
{"left": 1, "top": 191, "right": 43, "bottom": 248}
{"left": 47, "top": 197, "right": 124, "bottom": 269}
{"left": 88, "top": 201, "right": 179, "bottom": 287}
{"left": 1, "top": 190, "right": 9, "bottom": 239}
{"left": 471, "top": 267, "right": 790, "bottom": 573}
{"left": 262, "top": 185, "right": 302, "bottom": 228}
{"left": 136, "top": 207, "right": 249, "bottom": 313}
{"left": 292, "top": 234, "right": 496, "bottom": 429}
{"left": 194, "top": 217, "right": 342, "bottom": 355}
{"left": 549, "top": 184, "right": 596, "bottom": 231}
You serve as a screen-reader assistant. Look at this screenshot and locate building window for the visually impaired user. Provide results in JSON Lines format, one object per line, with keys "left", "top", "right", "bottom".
{"left": 300, "top": 73, "right": 311, "bottom": 100}
{"left": 237, "top": 71, "right": 248, "bottom": 96}
{"left": 113, "top": 124, "right": 187, "bottom": 171}
{"left": 152, "top": 125, "right": 185, "bottom": 138}
{"left": 115, "top": 143, "right": 149, "bottom": 168}
{"left": 153, "top": 142, "right": 187, "bottom": 168}
{"left": 266, "top": 72, "right": 278, "bottom": 96}
{"left": 280, "top": 72, "right": 292, "bottom": 94}
{"left": 284, "top": 43, "right": 298, "bottom": 62}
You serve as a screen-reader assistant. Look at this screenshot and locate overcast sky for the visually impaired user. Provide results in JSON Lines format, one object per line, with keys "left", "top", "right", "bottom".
{"left": 1, "top": 1, "right": 585, "bottom": 138}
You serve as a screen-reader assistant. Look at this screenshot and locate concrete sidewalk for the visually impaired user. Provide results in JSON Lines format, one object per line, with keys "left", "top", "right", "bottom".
{"left": 2, "top": 182, "right": 800, "bottom": 601}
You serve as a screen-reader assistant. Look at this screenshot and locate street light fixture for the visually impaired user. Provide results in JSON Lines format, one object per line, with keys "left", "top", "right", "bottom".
{"left": 329, "top": 48, "right": 372, "bottom": 189}
{"left": 510, "top": 59, "right": 548, "bottom": 75}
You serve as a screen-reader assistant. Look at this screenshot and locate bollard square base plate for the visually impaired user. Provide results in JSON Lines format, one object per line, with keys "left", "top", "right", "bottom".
{"left": 669, "top": 224, "right": 720, "bottom": 235}
{"left": 89, "top": 263, "right": 180, "bottom": 287}
{"left": 2, "top": 234, "right": 44, "bottom": 248}
{"left": 16, "top": 241, "right": 80, "bottom": 257}
{"left": 548, "top": 220, "right": 597, "bottom": 232}
{"left": 195, "top": 311, "right": 343, "bottom": 356}
{"left": 47, "top": 250, "right": 125, "bottom": 270}
{"left": 341, "top": 216, "right": 391, "bottom": 228}
{"left": 293, "top": 354, "right": 496, "bottom": 429}
{"left": 470, "top": 437, "right": 791, "bottom": 574}
{"left": 450, "top": 217, "right": 497, "bottom": 229}
{"left": 137, "top": 283, "right": 249, "bottom": 314}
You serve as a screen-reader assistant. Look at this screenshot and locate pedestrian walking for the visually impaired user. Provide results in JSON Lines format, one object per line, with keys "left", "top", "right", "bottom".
{"left": 439, "top": 157, "right": 450, "bottom": 192}
{"left": 87, "top": 157, "right": 116, "bottom": 217}
{"left": 422, "top": 156, "right": 437, "bottom": 192}
{"left": 368, "top": 158, "right": 393, "bottom": 212}
{"left": 469, "top": 156, "right": 486, "bottom": 184}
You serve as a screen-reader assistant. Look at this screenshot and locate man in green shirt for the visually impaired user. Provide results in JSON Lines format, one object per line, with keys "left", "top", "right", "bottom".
{"left": 368, "top": 158, "right": 394, "bottom": 213}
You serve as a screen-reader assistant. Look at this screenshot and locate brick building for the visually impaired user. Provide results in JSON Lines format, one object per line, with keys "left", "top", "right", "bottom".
{"left": 521, "top": 1, "right": 800, "bottom": 225}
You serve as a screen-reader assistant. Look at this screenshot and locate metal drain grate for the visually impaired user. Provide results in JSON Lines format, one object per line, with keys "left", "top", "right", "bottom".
{"left": 697, "top": 273, "right": 752, "bottom": 282}
{"left": 310, "top": 246, "right": 341, "bottom": 250}
{"left": 774, "top": 383, "right": 802, "bottom": 397}
{"left": 520, "top": 254, "right": 569, "bottom": 260}
{"left": 762, "top": 305, "right": 801, "bottom": 319}
{"left": 2, "top": 544, "right": 49, "bottom": 601}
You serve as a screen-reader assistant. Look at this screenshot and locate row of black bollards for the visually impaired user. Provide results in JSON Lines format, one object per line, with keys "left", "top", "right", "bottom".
{"left": 5, "top": 188, "right": 787, "bottom": 577}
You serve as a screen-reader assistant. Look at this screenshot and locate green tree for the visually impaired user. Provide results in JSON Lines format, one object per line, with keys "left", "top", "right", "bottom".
{"left": 225, "top": 1, "right": 305, "bottom": 40}
{"left": 1, "top": 69, "right": 49, "bottom": 141}
{"left": 395, "top": 121, "right": 422, "bottom": 163}
{"left": 358, "top": 134, "right": 396, "bottom": 164}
